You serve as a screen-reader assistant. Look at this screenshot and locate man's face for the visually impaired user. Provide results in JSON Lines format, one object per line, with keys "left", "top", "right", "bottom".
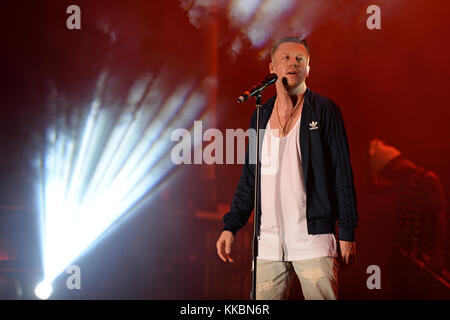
{"left": 269, "top": 42, "right": 309, "bottom": 90}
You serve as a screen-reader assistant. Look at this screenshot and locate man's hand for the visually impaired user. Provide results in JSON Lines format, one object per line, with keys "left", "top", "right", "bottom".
{"left": 339, "top": 240, "right": 356, "bottom": 265}
{"left": 216, "top": 230, "right": 235, "bottom": 263}
{"left": 274, "top": 77, "right": 292, "bottom": 106}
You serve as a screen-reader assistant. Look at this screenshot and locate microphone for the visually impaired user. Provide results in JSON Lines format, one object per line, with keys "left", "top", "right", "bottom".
{"left": 237, "top": 73, "right": 278, "bottom": 103}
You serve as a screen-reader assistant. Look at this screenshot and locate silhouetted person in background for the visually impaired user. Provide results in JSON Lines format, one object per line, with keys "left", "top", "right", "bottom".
{"left": 369, "top": 139, "right": 448, "bottom": 298}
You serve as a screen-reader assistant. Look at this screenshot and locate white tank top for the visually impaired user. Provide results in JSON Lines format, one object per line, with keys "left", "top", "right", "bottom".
{"left": 259, "top": 113, "right": 337, "bottom": 261}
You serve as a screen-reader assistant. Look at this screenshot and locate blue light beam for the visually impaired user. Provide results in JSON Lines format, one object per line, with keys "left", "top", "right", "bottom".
{"left": 35, "top": 71, "right": 209, "bottom": 295}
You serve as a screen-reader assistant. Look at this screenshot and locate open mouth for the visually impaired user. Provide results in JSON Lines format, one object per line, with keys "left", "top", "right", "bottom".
{"left": 286, "top": 71, "right": 299, "bottom": 75}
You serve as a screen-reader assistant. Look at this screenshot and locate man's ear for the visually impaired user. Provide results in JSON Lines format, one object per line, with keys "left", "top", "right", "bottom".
{"left": 269, "top": 62, "right": 274, "bottom": 73}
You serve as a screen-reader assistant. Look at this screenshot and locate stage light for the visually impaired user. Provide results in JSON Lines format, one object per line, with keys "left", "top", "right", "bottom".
{"left": 34, "top": 281, "right": 53, "bottom": 300}
{"left": 35, "top": 71, "right": 209, "bottom": 295}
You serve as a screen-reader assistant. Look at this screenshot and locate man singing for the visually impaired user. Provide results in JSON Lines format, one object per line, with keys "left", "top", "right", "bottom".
{"left": 216, "top": 36, "right": 358, "bottom": 300}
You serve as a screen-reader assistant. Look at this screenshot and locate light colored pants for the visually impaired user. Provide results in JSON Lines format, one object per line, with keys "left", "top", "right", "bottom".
{"left": 255, "top": 256, "right": 339, "bottom": 300}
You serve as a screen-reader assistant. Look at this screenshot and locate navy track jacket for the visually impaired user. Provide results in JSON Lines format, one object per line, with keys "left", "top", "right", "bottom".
{"left": 222, "top": 88, "right": 358, "bottom": 242}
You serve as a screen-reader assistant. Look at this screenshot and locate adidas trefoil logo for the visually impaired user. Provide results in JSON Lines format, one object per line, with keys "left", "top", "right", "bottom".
{"left": 309, "top": 121, "right": 319, "bottom": 130}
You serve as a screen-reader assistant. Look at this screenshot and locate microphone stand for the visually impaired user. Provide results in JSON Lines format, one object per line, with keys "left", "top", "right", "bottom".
{"left": 250, "top": 93, "right": 262, "bottom": 300}
{"left": 237, "top": 73, "right": 276, "bottom": 300}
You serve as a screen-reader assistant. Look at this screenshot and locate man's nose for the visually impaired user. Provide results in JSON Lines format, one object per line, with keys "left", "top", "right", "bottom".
{"left": 288, "top": 57, "right": 299, "bottom": 66}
